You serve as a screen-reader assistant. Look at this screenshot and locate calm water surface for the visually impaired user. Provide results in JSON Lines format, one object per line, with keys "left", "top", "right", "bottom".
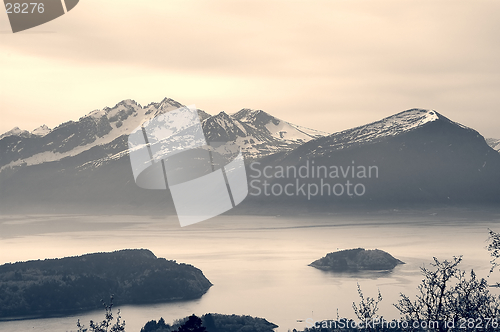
{"left": 0, "top": 213, "right": 499, "bottom": 332}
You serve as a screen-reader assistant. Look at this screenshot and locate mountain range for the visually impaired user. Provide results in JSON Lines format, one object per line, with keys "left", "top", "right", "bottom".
{"left": 0, "top": 98, "right": 499, "bottom": 215}
{"left": 0, "top": 98, "right": 325, "bottom": 172}
{"left": 250, "top": 109, "right": 500, "bottom": 212}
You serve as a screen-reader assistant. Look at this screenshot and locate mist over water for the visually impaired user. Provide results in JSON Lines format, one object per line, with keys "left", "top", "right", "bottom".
{"left": 0, "top": 213, "right": 499, "bottom": 332}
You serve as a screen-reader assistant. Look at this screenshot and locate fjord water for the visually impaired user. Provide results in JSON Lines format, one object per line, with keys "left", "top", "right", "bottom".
{"left": 0, "top": 213, "right": 499, "bottom": 332}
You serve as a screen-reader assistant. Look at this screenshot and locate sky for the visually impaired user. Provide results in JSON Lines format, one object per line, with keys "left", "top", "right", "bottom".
{"left": 1, "top": 0, "right": 499, "bottom": 138}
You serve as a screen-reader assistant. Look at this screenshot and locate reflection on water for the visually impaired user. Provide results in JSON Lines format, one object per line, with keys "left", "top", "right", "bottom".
{"left": 0, "top": 213, "right": 499, "bottom": 332}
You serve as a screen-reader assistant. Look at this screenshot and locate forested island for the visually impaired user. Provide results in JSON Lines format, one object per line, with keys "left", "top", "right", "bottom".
{"left": 140, "top": 313, "right": 278, "bottom": 332}
{"left": 309, "top": 248, "right": 404, "bottom": 271}
{"left": 0, "top": 249, "right": 212, "bottom": 319}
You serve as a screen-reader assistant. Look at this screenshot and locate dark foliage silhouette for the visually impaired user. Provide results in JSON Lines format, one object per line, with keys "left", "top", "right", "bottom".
{"left": 76, "top": 296, "right": 125, "bottom": 332}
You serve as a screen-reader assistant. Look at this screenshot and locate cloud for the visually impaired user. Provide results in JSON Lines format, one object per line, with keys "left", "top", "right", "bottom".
{"left": 0, "top": 0, "right": 499, "bottom": 137}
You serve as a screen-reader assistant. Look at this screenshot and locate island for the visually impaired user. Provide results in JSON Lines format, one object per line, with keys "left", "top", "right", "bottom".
{"left": 0, "top": 249, "right": 212, "bottom": 320}
{"left": 141, "top": 313, "right": 278, "bottom": 332}
{"left": 309, "top": 248, "right": 404, "bottom": 271}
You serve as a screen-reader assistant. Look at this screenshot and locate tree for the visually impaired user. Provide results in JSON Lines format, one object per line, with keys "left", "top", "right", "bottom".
{"left": 395, "top": 256, "right": 462, "bottom": 325}
{"left": 394, "top": 255, "right": 500, "bottom": 331}
{"left": 487, "top": 228, "right": 500, "bottom": 284}
{"left": 175, "top": 314, "right": 207, "bottom": 332}
{"left": 141, "top": 317, "right": 170, "bottom": 332}
{"left": 448, "top": 269, "right": 500, "bottom": 321}
{"left": 352, "top": 283, "right": 383, "bottom": 324}
{"left": 77, "top": 296, "right": 126, "bottom": 332}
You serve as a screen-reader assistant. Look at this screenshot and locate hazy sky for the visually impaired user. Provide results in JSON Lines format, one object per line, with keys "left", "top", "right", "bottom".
{"left": 1, "top": 0, "right": 499, "bottom": 137}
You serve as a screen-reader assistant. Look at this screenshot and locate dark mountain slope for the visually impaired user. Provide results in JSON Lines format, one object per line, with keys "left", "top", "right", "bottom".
{"left": 243, "top": 109, "right": 500, "bottom": 210}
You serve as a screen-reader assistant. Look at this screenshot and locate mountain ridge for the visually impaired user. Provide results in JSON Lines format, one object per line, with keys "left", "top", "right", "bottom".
{"left": 0, "top": 97, "right": 327, "bottom": 171}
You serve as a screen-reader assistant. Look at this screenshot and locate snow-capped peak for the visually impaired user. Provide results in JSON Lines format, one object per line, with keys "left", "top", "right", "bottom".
{"left": 486, "top": 138, "right": 500, "bottom": 152}
{"left": 32, "top": 125, "right": 51, "bottom": 136}
{"left": 0, "top": 98, "right": 328, "bottom": 170}
{"left": 350, "top": 108, "right": 474, "bottom": 139}
{"left": 119, "top": 99, "right": 140, "bottom": 107}
{"left": 233, "top": 108, "right": 328, "bottom": 142}
{"left": 0, "top": 127, "right": 31, "bottom": 139}
{"left": 0, "top": 97, "right": 194, "bottom": 171}
{"left": 232, "top": 109, "right": 267, "bottom": 122}
{"left": 362, "top": 109, "right": 440, "bottom": 135}
{"left": 145, "top": 97, "right": 182, "bottom": 113}
{"left": 359, "top": 108, "right": 439, "bottom": 134}
{"left": 87, "top": 109, "right": 107, "bottom": 119}
{"left": 202, "top": 111, "right": 248, "bottom": 140}
{"left": 212, "top": 111, "right": 232, "bottom": 123}
{"left": 310, "top": 108, "right": 473, "bottom": 156}
{"left": 232, "top": 109, "right": 279, "bottom": 128}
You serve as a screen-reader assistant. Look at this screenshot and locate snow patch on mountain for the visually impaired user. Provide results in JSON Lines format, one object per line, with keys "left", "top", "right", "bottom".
{"left": 1, "top": 100, "right": 328, "bottom": 171}
{"left": 304, "top": 109, "right": 466, "bottom": 157}
{"left": 233, "top": 109, "right": 328, "bottom": 142}
{"left": 201, "top": 109, "right": 328, "bottom": 159}
{"left": 32, "top": 125, "right": 51, "bottom": 136}
{"left": 0, "top": 98, "right": 194, "bottom": 171}
{"left": 210, "top": 112, "right": 247, "bottom": 135}
{"left": 355, "top": 109, "right": 439, "bottom": 136}
{"left": 265, "top": 121, "right": 323, "bottom": 141}
{"left": 0, "top": 127, "right": 31, "bottom": 139}
{"left": 334, "top": 109, "right": 440, "bottom": 145}
{"left": 486, "top": 138, "right": 500, "bottom": 152}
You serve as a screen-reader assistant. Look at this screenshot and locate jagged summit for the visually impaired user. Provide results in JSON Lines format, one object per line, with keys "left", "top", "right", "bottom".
{"left": 144, "top": 97, "right": 183, "bottom": 111}
{"left": 233, "top": 108, "right": 328, "bottom": 142}
{"left": 0, "top": 127, "right": 30, "bottom": 139}
{"left": 205, "top": 111, "right": 243, "bottom": 130}
{"left": 213, "top": 110, "right": 231, "bottom": 119}
{"left": 232, "top": 108, "right": 257, "bottom": 120}
{"left": 487, "top": 138, "right": 500, "bottom": 152}
{"left": 233, "top": 109, "right": 277, "bottom": 125}
{"left": 0, "top": 97, "right": 190, "bottom": 170}
{"left": 200, "top": 108, "right": 329, "bottom": 158}
{"left": 202, "top": 111, "right": 248, "bottom": 142}
{"left": 0, "top": 98, "right": 328, "bottom": 171}
{"left": 31, "top": 125, "right": 51, "bottom": 136}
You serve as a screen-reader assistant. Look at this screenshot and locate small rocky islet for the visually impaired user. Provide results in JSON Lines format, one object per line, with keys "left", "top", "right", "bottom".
{"left": 309, "top": 248, "right": 405, "bottom": 271}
